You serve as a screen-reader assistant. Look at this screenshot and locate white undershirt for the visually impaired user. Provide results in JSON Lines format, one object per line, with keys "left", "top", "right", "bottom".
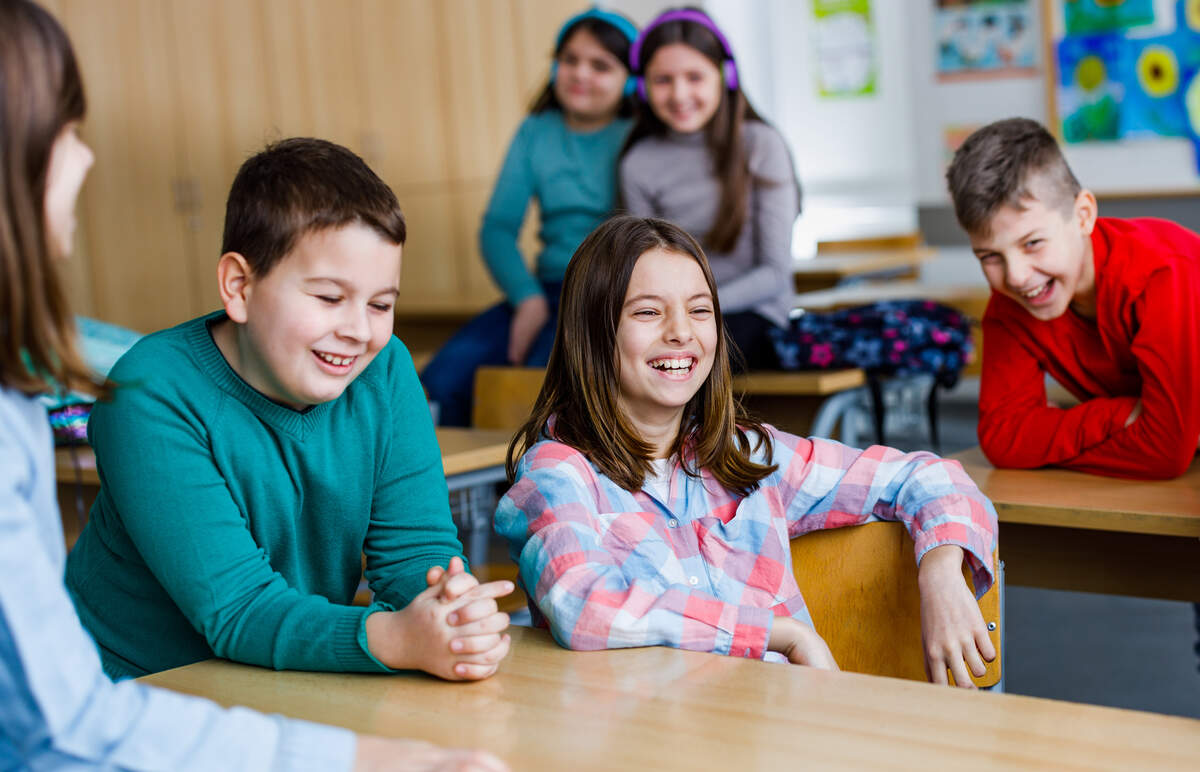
{"left": 644, "top": 457, "right": 673, "bottom": 502}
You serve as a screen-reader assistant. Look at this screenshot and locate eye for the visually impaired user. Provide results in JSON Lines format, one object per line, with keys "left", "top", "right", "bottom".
{"left": 560, "top": 52, "right": 579, "bottom": 67}
{"left": 1024, "top": 238, "right": 1043, "bottom": 250}
{"left": 690, "top": 305, "right": 713, "bottom": 316}
{"left": 687, "top": 71, "right": 707, "bottom": 84}
{"left": 592, "top": 59, "right": 612, "bottom": 73}
{"left": 317, "top": 295, "right": 341, "bottom": 305}
{"left": 369, "top": 302, "right": 393, "bottom": 313}
{"left": 634, "top": 308, "right": 659, "bottom": 318}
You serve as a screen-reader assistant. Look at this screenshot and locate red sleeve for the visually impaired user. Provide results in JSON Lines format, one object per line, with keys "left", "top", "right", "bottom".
{"left": 977, "top": 312, "right": 1136, "bottom": 472}
{"left": 1067, "top": 265, "right": 1200, "bottom": 478}
{"left": 979, "top": 266, "right": 1199, "bottom": 479}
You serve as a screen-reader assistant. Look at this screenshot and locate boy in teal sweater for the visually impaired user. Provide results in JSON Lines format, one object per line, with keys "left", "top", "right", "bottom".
{"left": 66, "top": 138, "right": 513, "bottom": 680}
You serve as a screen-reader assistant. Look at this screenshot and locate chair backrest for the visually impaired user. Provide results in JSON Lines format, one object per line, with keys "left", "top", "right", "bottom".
{"left": 790, "top": 520, "right": 1001, "bottom": 687}
{"left": 472, "top": 366, "right": 547, "bottom": 430}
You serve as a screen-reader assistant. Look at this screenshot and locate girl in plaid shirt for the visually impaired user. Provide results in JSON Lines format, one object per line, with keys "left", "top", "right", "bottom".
{"left": 496, "top": 215, "right": 999, "bottom": 687}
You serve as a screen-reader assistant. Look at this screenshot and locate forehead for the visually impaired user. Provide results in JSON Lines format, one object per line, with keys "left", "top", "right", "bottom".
{"left": 645, "top": 42, "right": 718, "bottom": 73}
{"left": 560, "top": 27, "right": 616, "bottom": 60}
{"left": 626, "top": 247, "right": 708, "bottom": 295}
{"left": 275, "top": 223, "right": 401, "bottom": 283}
{"left": 969, "top": 195, "right": 1066, "bottom": 247}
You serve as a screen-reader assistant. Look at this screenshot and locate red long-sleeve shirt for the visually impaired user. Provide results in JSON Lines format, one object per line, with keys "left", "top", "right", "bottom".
{"left": 978, "top": 217, "right": 1200, "bottom": 479}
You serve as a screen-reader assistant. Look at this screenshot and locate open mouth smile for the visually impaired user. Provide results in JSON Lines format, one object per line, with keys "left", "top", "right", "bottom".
{"left": 648, "top": 356, "right": 696, "bottom": 379}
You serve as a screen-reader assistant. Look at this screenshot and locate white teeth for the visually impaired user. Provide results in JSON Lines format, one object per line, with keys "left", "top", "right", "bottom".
{"left": 1022, "top": 282, "right": 1050, "bottom": 298}
{"left": 650, "top": 357, "right": 694, "bottom": 371}
{"left": 317, "top": 352, "right": 354, "bottom": 366}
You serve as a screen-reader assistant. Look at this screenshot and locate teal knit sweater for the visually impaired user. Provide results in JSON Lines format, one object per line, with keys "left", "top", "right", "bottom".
{"left": 65, "top": 312, "right": 463, "bottom": 678}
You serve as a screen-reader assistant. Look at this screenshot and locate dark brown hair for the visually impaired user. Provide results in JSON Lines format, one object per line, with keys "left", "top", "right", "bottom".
{"left": 945, "top": 117, "right": 1082, "bottom": 237}
{"left": 620, "top": 7, "right": 793, "bottom": 254}
{"left": 0, "top": 0, "right": 104, "bottom": 397}
{"left": 529, "top": 15, "right": 636, "bottom": 119}
{"left": 221, "top": 137, "right": 406, "bottom": 277}
{"left": 507, "top": 214, "right": 776, "bottom": 495}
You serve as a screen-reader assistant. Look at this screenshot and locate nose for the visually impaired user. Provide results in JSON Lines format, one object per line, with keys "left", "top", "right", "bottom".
{"left": 669, "top": 77, "right": 686, "bottom": 103}
{"left": 1005, "top": 253, "right": 1034, "bottom": 288}
{"left": 663, "top": 309, "right": 694, "bottom": 345}
{"left": 337, "top": 304, "right": 371, "bottom": 343}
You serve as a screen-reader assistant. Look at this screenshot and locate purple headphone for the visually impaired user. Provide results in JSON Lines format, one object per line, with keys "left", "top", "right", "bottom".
{"left": 630, "top": 8, "right": 739, "bottom": 101}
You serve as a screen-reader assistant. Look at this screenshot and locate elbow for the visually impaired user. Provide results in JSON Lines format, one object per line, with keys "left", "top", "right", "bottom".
{"left": 978, "top": 433, "right": 1040, "bottom": 470}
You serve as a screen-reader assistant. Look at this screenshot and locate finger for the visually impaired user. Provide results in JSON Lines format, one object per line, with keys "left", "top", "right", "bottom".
{"left": 426, "top": 565, "right": 445, "bottom": 587}
{"left": 440, "top": 571, "right": 482, "bottom": 602}
{"left": 447, "top": 556, "right": 466, "bottom": 576}
{"left": 453, "top": 661, "right": 500, "bottom": 680}
{"left": 964, "top": 643, "right": 988, "bottom": 678}
{"left": 450, "top": 632, "right": 503, "bottom": 655}
{"left": 976, "top": 627, "right": 997, "bottom": 662}
{"left": 447, "top": 597, "right": 499, "bottom": 626}
{"left": 456, "top": 633, "right": 511, "bottom": 666}
{"left": 948, "top": 657, "right": 977, "bottom": 689}
{"left": 449, "top": 612, "right": 510, "bottom": 638}
{"left": 464, "top": 751, "right": 512, "bottom": 772}
{"left": 927, "top": 653, "right": 948, "bottom": 685}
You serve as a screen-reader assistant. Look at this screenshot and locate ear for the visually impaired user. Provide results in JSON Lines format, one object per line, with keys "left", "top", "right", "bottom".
{"left": 1073, "top": 189, "right": 1098, "bottom": 236}
{"left": 216, "top": 252, "right": 254, "bottom": 323}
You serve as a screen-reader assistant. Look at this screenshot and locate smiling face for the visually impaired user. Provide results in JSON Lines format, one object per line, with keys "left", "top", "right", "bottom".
{"left": 969, "top": 180, "right": 1098, "bottom": 321}
{"left": 615, "top": 247, "right": 718, "bottom": 437}
{"left": 553, "top": 27, "right": 629, "bottom": 130}
{"left": 217, "top": 222, "right": 401, "bottom": 409}
{"left": 43, "top": 121, "right": 93, "bottom": 258}
{"left": 644, "top": 42, "right": 723, "bottom": 134}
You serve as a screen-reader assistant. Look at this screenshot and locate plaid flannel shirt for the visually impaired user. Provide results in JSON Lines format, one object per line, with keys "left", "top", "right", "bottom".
{"left": 495, "top": 426, "right": 998, "bottom": 660}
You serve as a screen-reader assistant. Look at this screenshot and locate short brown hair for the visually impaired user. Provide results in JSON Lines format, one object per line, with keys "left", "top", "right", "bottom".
{"left": 946, "top": 118, "right": 1081, "bottom": 236}
{"left": 507, "top": 214, "right": 777, "bottom": 495}
{"left": 221, "top": 137, "right": 406, "bottom": 277}
{"left": 0, "top": 0, "right": 104, "bottom": 398}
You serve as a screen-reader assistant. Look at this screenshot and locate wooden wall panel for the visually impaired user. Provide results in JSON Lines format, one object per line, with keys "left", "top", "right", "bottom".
{"left": 394, "top": 189, "right": 461, "bottom": 309}
{"left": 59, "top": 0, "right": 193, "bottom": 332}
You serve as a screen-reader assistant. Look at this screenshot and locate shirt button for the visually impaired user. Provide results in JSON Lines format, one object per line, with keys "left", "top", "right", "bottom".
{"left": 668, "top": 518, "right": 679, "bottom": 528}
{"left": 689, "top": 576, "right": 699, "bottom": 586}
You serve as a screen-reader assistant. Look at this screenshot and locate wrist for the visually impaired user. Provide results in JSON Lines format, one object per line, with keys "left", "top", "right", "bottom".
{"left": 364, "top": 610, "right": 409, "bottom": 670}
{"left": 918, "top": 544, "right": 964, "bottom": 584}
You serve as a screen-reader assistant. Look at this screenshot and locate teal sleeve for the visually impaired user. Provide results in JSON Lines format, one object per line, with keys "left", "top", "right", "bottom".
{"left": 479, "top": 119, "right": 543, "bottom": 305}
{"left": 89, "top": 370, "right": 388, "bottom": 673}
{"left": 363, "top": 342, "right": 466, "bottom": 607}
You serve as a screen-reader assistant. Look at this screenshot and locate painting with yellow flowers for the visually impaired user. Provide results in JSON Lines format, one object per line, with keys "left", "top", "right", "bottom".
{"left": 1049, "top": 0, "right": 1200, "bottom": 162}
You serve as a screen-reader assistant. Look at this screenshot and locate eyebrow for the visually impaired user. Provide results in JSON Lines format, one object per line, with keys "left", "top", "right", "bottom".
{"left": 305, "top": 277, "right": 399, "bottom": 297}
{"left": 623, "top": 292, "right": 712, "bottom": 306}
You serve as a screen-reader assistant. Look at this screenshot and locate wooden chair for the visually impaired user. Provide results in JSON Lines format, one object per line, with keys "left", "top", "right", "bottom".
{"left": 791, "top": 520, "right": 1002, "bottom": 688}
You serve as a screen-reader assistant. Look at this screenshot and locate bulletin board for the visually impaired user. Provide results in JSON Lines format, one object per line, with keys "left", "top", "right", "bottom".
{"left": 1044, "top": 0, "right": 1200, "bottom": 195}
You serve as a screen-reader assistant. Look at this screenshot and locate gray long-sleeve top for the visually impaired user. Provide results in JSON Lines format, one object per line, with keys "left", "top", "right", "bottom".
{"left": 619, "top": 121, "right": 800, "bottom": 328}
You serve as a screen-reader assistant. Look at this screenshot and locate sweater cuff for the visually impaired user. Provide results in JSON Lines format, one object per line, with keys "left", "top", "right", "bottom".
{"left": 273, "top": 716, "right": 356, "bottom": 772}
{"left": 334, "top": 606, "right": 392, "bottom": 673}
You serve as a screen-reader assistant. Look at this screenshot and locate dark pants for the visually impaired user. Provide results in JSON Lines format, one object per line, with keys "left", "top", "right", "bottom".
{"left": 723, "top": 311, "right": 782, "bottom": 373}
{"left": 420, "top": 282, "right": 562, "bottom": 427}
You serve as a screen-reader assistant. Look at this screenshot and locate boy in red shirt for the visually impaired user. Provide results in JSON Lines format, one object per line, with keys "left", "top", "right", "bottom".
{"left": 946, "top": 118, "right": 1200, "bottom": 479}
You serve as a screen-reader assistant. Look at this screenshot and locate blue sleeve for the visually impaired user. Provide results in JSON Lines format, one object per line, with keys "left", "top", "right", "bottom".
{"left": 480, "top": 118, "right": 542, "bottom": 305}
{"left": 0, "top": 401, "right": 355, "bottom": 771}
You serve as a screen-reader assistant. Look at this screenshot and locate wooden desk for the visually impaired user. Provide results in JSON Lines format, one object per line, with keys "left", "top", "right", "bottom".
{"left": 794, "top": 280, "right": 989, "bottom": 316}
{"left": 953, "top": 447, "right": 1200, "bottom": 601}
{"left": 140, "top": 626, "right": 1200, "bottom": 770}
{"left": 792, "top": 248, "right": 935, "bottom": 294}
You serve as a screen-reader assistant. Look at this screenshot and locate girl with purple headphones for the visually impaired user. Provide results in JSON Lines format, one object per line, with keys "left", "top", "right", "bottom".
{"left": 422, "top": 7, "right": 638, "bottom": 426}
{"left": 620, "top": 6, "right": 799, "bottom": 372}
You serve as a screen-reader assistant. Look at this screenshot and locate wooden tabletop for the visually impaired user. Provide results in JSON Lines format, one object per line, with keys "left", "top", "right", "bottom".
{"left": 792, "top": 247, "right": 936, "bottom": 285}
{"left": 953, "top": 446, "right": 1200, "bottom": 538}
{"left": 435, "top": 427, "right": 511, "bottom": 477}
{"left": 56, "top": 427, "right": 513, "bottom": 487}
{"left": 139, "top": 626, "right": 1200, "bottom": 771}
{"left": 794, "top": 280, "right": 990, "bottom": 315}
{"left": 734, "top": 368, "right": 865, "bottom": 395}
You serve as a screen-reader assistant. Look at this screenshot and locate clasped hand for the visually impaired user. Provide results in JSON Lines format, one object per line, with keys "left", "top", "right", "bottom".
{"left": 365, "top": 557, "right": 514, "bottom": 680}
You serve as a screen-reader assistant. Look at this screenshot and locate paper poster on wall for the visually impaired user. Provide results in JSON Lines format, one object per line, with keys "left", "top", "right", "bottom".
{"left": 1052, "top": 0, "right": 1200, "bottom": 170}
{"left": 812, "top": 0, "right": 876, "bottom": 97}
{"left": 934, "top": 0, "right": 1038, "bottom": 81}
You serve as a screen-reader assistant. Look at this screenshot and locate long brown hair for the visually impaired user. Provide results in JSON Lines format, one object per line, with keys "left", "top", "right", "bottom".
{"left": 507, "top": 215, "right": 776, "bottom": 494}
{"left": 620, "top": 7, "right": 773, "bottom": 254}
{"left": 0, "top": 0, "right": 103, "bottom": 398}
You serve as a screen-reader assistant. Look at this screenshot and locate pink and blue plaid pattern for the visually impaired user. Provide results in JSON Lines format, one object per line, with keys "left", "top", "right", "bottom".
{"left": 496, "top": 427, "right": 998, "bottom": 660}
